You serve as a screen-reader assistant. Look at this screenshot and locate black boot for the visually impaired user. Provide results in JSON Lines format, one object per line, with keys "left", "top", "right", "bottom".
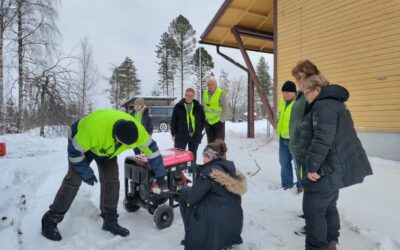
{"left": 41, "top": 211, "right": 63, "bottom": 241}
{"left": 102, "top": 213, "right": 130, "bottom": 237}
{"left": 42, "top": 182, "right": 79, "bottom": 241}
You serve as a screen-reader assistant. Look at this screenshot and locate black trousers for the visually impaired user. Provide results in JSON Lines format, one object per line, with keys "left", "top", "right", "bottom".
{"left": 48, "top": 157, "right": 120, "bottom": 220}
{"left": 205, "top": 121, "right": 225, "bottom": 143}
{"left": 175, "top": 139, "right": 200, "bottom": 162}
{"left": 179, "top": 198, "right": 190, "bottom": 235}
{"left": 303, "top": 190, "right": 340, "bottom": 250}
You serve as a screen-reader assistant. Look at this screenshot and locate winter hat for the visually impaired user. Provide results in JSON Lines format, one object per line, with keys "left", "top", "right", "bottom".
{"left": 203, "top": 139, "right": 227, "bottom": 160}
{"left": 134, "top": 98, "right": 145, "bottom": 106}
{"left": 114, "top": 120, "right": 138, "bottom": 145}
{"left": 281, "top": 80, "right": 297, "bottom": 93}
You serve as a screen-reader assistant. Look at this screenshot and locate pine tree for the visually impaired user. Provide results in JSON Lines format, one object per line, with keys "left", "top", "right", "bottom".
{"left": 256, "top": 56, "right": 273, "bottom": 101}
{"left": 108, "top": 57, "right": 141, "bottom": 109}
{"left": 108, "top": 66, "right": 121, "bottom": 109}
{"left": 191, "top": 47, "right": 214, "bottom": 99}
{"left": 256, "top": 56, "right": 273, "bottom": 118}
{"left": 119, "top": 57, "right": 141, "bottom": 98}
{"left": 168, "top": 15, "right": 196, "bottom": 98}
{"left": 156, "top": 32, "right": 178, "bottom": 96}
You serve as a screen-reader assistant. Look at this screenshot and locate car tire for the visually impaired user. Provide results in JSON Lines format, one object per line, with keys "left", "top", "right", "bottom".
{"left": 159, "top": 122, "right": 168, "bottom": 132}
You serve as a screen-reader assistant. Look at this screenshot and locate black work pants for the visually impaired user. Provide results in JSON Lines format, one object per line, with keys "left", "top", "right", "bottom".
{"left": 48, "top": 157, "right": 120, "bottom": 220}
{"left": 205, "top": 121, "right": 225, "bottom": 143}
{"left": 175, "top": 139, "right": 200, "bottom": 162}
{"left": 303, "top": 189, "right": 340, "bottom": 250}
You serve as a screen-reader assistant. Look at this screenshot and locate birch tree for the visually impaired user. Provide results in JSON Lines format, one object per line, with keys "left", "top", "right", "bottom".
{"left": 76, "top": 36, "right": 97, "bottom": 115}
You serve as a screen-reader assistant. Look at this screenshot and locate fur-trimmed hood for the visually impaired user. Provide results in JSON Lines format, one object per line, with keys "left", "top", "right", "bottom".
{"left": 209, "top": 168, "right": 247, "bottom": 196}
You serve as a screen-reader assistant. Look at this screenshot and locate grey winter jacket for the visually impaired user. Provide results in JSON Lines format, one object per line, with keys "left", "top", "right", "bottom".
{"left": 300, "top": 85, "right": 373, "bottom": 192}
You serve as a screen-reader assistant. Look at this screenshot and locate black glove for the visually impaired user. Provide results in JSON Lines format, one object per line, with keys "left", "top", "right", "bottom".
{"left": 83, "top": 175, "right": 98, "bottom": 186}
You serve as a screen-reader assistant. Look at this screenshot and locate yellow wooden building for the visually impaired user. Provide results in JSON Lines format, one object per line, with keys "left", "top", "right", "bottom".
{"left": 201, "top": 0, "right": 400, "bottom": 160}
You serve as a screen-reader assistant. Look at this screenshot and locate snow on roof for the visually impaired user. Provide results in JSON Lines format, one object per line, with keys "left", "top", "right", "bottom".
{"left": 121, "top": 96, "right": 177, "bottom": 107}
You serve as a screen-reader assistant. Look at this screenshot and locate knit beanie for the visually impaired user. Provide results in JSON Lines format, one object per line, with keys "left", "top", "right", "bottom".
{"left": 114, "top": 120, "right": 138, "bottom": 145}
{"left": 281, "top": 80, "right": 297, "bottom": 92}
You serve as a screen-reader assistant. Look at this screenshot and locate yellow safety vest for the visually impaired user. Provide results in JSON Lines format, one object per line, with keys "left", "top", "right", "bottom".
{"left": 203, "top": 88, "right": 223, "bottom": 125}
{"left": 184, "top": 103, "right": 195, "bottom": 135}
{"left": 276, "top": 98, "right": 294, "bottom": 139}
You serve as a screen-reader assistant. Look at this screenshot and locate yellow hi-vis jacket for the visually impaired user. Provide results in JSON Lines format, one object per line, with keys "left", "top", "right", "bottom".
{"left": 203, "top": 88, "right": 223, "bottom": 125}
{"left": 276, "top": 98, "right": 294, "bottom": 139}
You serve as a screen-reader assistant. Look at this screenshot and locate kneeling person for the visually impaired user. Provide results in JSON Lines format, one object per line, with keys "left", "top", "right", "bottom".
{"left": 180, "top": 140, "right": 247, "bottom": 250}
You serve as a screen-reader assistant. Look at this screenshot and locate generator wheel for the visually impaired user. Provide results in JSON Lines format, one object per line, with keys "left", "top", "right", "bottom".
{"left": 123, "top": 198, "right": 140, "bottom": 212}
{"left": 154, "top": 205, "right": 174, "bottom": 229}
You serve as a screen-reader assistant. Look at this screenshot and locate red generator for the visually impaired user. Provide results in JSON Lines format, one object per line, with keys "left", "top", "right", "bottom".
{"left": 123, "top": 148, "right": 196, "bottom": 229}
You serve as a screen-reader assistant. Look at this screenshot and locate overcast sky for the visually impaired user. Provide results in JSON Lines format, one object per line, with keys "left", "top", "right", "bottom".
{"left": 57, "top": 0, "right": 274, "bottom": 108}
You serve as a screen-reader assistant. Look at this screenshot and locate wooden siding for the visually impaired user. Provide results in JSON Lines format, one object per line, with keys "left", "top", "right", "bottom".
{"left": 277, "top": 0, "right": 400, "bottom": 132}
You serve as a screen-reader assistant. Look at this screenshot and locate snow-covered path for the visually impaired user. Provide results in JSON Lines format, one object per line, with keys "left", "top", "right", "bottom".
{"left": 1, "top": 121, "right": 399, "bottom": 250}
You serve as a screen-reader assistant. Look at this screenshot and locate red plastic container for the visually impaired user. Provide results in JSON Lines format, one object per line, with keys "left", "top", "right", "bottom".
{"left": 0, "top": 142, "right": 6, "bottom": 157}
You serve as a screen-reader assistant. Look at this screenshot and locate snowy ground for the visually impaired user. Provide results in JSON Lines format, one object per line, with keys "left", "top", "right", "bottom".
{"left": 0, "top": 120, "right": 399, "bottom": 250}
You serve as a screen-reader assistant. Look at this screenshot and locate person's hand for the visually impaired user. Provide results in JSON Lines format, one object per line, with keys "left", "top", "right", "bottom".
{"left": 83, "top": 175, "right": 98, "bottom": 186}
{"left": 172, "top": 136, "right": 175, "bottom": 142}
{"left": 307, "top": 172, "right": 320, "bottom": 182}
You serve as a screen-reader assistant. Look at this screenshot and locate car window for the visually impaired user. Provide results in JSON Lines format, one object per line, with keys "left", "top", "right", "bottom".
{"left": 167, "top": 108, "right": 173, "bottom": 116}
{"left": 149, "top": 108, "right": 160, "bottom": 116}
{"left": 149, "top": 107, "right": 173, "bottom": 116}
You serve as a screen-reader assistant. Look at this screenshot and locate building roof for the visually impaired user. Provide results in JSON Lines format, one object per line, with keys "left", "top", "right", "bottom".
{"left": 200, "top": 0, "right": 274, "bottom": 53}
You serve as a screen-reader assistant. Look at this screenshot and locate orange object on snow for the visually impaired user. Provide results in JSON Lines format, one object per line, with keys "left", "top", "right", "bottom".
{"left": 0, "top": 142, "right": 6, "bottom": 156}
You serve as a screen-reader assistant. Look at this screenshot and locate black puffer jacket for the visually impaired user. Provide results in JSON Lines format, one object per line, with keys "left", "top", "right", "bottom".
{"left": 181, "top": 159, "right": 247, "bottom": 250}
{"left": 171, "top": 99, "right": 205, "bottom": 143}
{"left": 300, "top": 84, "right": 373, "bottom": 192}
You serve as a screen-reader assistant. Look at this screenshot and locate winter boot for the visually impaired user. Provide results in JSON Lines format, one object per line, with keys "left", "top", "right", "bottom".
{"left": 102, "top": 213, "right": 130, "bottom": 237}
{"left": 41, "top": 211, "right": 63, "bottom": 241}
{"left": 42, "top": 183, "right": 79, "bottom": 241}
{"left": 326, "top": 241, "right": 338, "bottom": 250}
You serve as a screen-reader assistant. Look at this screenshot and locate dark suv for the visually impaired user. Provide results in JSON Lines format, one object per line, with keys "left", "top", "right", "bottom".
{"left": 148, "top": 106, "right": 174, "bottom": 132}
